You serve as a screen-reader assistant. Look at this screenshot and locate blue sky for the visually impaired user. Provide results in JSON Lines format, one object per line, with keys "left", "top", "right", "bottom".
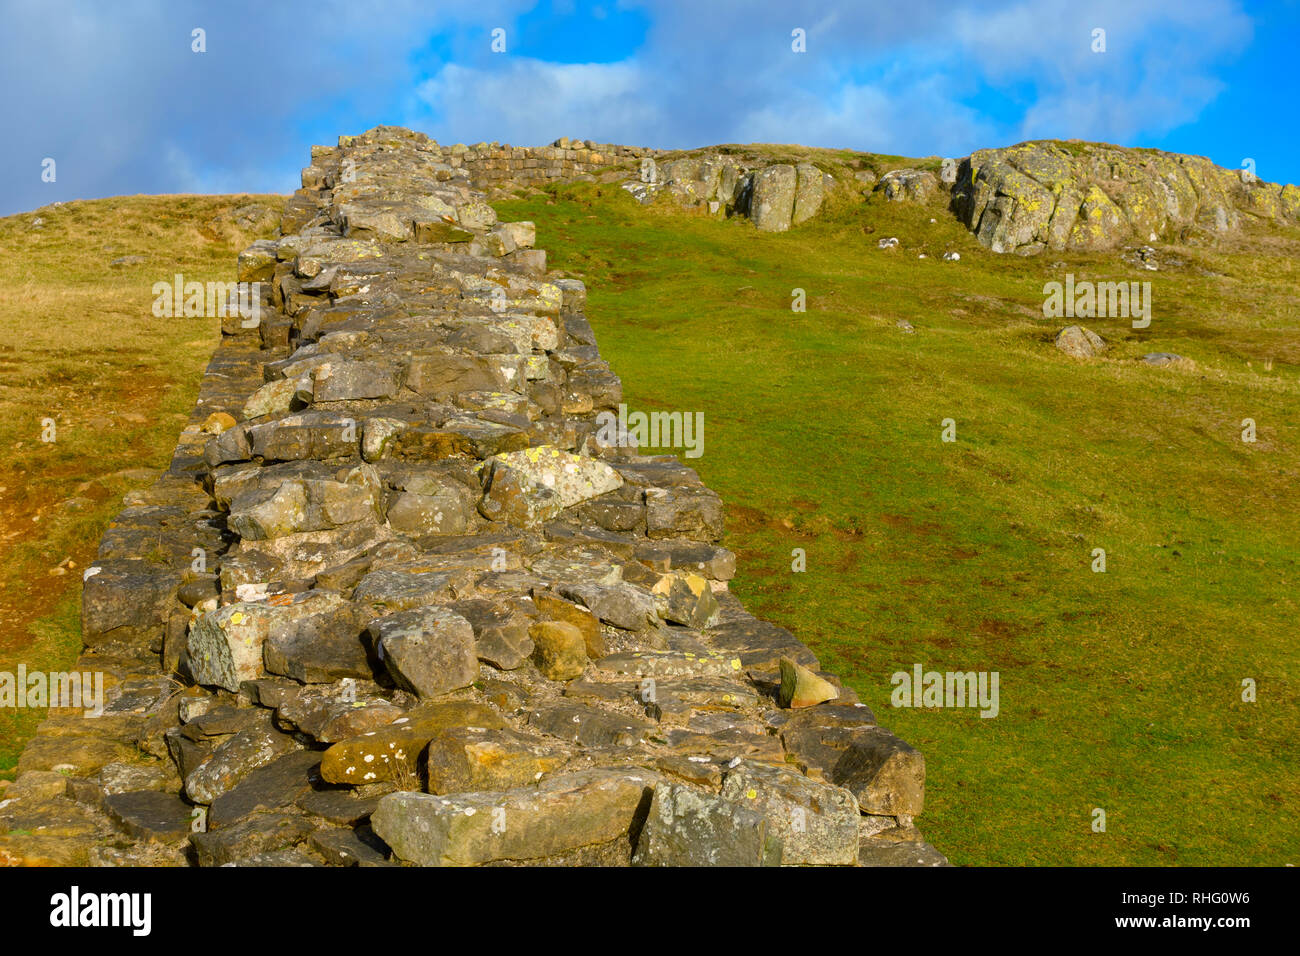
{"left": 1, "top": 0, "right": 1296, "bottom": 215}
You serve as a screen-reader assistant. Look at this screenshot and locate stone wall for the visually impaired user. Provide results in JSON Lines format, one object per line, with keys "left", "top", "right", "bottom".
{"left": 1, "top": 126, "right": 942, "bottom": 868}
{"left": 309, "top": 128, "right": 662, "bottom": 198}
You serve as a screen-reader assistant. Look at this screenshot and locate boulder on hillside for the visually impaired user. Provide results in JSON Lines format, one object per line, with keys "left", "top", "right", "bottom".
{"left": 1054, "top": 325, "right": 1106, "bottom": 359}
{"left": 878, "top": 168, "right": 940, "bottom": 203}
{"left": 1142, "top": 352, "right": 1194, "bottom": 369}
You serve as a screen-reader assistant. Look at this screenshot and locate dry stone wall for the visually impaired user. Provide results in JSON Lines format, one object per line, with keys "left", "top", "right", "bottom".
{"left": 2, "top": 126, "right": 943, "bottom": 868}
{"left": 319, "top": 131, "right": 662, "bottom": 198}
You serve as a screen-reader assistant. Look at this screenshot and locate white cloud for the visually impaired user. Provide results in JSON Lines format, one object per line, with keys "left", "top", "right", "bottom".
{"left": 414, "top": 60, "right": 666, "bottom": 147}
{"left": 0, "top": 0, "right": 1267, "bottom": 214}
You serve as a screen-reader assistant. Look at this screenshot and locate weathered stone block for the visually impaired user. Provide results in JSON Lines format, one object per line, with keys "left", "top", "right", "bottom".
{"left": 528, "top": 620, "right": 588, "bottom": 680}
{"left": 632, "top": 781, "right": 782, "bottom": 866}
{"left": 830, "top": 727, "right": 926, "bottom": 816}
{"left": 370, "top": 606, "right": 478, "bottom": 698}
{"left": 720, "top": 761, "right": 859, "bottom": 865}
{"left": 372, "top": 769, "right": 653, "bottom": 866}
{"left": 750, "top": 165, "right": 797, "bottom": 232}
{"left": 320, "top": 700, "right": 506, "bottom": 785}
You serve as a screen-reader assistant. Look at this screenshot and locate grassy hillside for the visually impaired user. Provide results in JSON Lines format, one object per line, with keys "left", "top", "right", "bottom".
{"left": 496, "top": 168, "right": 1300, "bottom": 866}
{"left": 0, "top": 194, "right": 283, "bottom": 778}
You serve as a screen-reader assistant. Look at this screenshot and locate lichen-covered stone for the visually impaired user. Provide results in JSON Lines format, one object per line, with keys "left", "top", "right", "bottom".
{"left": 528, "top": 620, "right": 588, "bottom": 680}
{"left": 184, "top": 725, "right": 302, "bottom": 805}
{"left": 952, "top": 140, "right": 1291, "bottom": 253}
{"left": 632, "top": 781, "right": 782, "bottom": 866}
{"left": 372, "top": 769, "right": 655, "bottom": 866}
{"left": 320, "top": 700, "right": 507, "bottom": 785}
{"left": 187, "top": 591, "right": 345, "bottom": 691}
{"left": 1055, "top": 325, "right": 1106, "bottom": 359}
{"left": 423, "top": 726, "right": 568, "bottom": 794}
{"left": 720, "top": 760, "right": 859, "bottom": 865}
{"left": 509, "top": 446, "right": 623, "bottom": 504}
{"left": 370, "top": 606, "right": 478, "bottom": 698}
{"left": 750, "top": 165, "right": 798, "bottom": 232}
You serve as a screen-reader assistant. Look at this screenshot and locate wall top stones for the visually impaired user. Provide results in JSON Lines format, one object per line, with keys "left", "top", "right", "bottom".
{"left": 305, "top": 125, "right": 662, "bottom": 197}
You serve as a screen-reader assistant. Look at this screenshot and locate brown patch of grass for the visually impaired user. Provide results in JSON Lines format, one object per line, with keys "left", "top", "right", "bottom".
{"left": 0, "top": 192, "right": 284, "bottom": 777}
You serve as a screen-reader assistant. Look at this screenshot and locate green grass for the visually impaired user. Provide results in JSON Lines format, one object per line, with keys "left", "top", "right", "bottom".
{"left": 498, "top": 179, "right": 1300, "bottom": 866}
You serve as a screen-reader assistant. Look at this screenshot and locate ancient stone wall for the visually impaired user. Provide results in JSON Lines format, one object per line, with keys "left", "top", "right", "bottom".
{"left": 317, "top": 130, "right": 662, "bottom": 198}
{"left": 1, "top": 126, "right": 942, "bottom": 868}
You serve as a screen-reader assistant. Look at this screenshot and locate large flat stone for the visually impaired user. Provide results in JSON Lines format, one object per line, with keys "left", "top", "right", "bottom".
{"left": 423, "top": 726, "right": 569, "bottom": 794}
{"left": 372, "top": 769, "right": 655, "bottom": 866}
{"left": 184, "top": 726, "right": 302, "bottom": 805}
{"left": 103, "top": 790, "right": 195, "bottom": 843}
{"left": 209, "top": 750, "right": 322, "bottom": 828}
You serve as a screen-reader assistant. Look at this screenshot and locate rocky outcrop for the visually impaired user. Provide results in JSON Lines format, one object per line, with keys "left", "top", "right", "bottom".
{"left": 623, "top": 154, "right": 832, "bottom": 232}
{"left": 618, "top": 138, "right": 1300, "bottom": 249}
{"left": 951, "top": 141, "right": 1300, "bottom": 254}
{"left": 2, "top": 126, "right": 939, "bottom": 868}
{"left": 379, "top": 133, "right": 1300, "bottom": 257}
{"left": 879, "top": 168, "right": 940, "bottom": 204}
{"left": 750, "top": 165, "right": 799, "bottom": 231}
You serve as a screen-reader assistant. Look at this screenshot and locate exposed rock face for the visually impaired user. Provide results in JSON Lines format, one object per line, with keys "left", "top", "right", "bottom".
{"left": 952, "top": 141, "right": 1300, "bottom": 254}
{"left": 751, "top": 165, "right": 799, "bottom": 232}
{"left": 615, "top": 138, "right": 1298, "bottom": 249}
{"left": 879, "top": 168, "right": 939, "bottom": 203}
{"left": 450, "top": 135, "right": 1300, "bottom": 258}
{"left": 621, "top": 153, "right": 829, "bottom": 232}
{"left": 4, "top": 125, "right": 939, "bottom": 868}
{"left": 793, "top": 163, "right": 827, "bottom": 225}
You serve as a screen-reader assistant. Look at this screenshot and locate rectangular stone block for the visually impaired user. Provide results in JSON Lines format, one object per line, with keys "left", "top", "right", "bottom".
{"left": 405, "top": 353, "right": 526, "bottom": 400}
{"left": 371, "top": 769, "right": 655, "bottom": 866}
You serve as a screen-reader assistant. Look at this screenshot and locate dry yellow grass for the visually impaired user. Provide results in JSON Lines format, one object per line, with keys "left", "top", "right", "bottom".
{"left": 0, "top": 193, "right": 283, "bottom": 776}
